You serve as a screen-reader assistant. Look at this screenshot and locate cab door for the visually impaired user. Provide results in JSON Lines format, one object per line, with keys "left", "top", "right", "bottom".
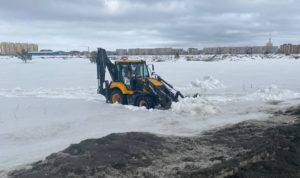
{"left": 116, "top": 63, "right": 133, "bottom": 90}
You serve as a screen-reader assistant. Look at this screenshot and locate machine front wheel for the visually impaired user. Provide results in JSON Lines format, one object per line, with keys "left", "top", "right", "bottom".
{"left": 110, "top": 89, "right": 126, "bottom": 104}
{"left": 136, "top": 96, "right": 154, "bottom": 109}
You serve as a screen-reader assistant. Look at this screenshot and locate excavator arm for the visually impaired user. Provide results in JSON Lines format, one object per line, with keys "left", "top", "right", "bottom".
{"left": 96, "top": 48, "right": 115, "bottom": 96}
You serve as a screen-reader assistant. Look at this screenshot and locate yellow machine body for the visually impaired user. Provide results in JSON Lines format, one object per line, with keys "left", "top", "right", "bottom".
{"left": 109, "top": 78, "right": 164, "bottom": 95}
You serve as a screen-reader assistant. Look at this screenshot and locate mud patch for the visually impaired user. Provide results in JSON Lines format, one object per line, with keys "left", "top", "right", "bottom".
{"left": 267, "top": 100, "right": 283, "bottom": 105}
{"left": 225, "top": 120, "right": 300, "bottom": 178}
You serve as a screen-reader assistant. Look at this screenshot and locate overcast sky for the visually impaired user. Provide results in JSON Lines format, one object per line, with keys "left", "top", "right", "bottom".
{"left": 0, "top": 0, "right": 299, "bottom": 51}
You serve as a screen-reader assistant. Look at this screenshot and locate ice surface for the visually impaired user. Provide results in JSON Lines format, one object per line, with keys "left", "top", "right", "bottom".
{"left": 0, "top": 87, "right": 99, "bottom": 101}
{"left": 1, "top": 55, "right": 300, "bottom": 172}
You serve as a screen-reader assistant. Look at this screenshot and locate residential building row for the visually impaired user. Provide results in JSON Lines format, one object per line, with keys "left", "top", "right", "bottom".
{"left": 116, "top": 48, "right": 188, "bottom": 55}
{"left": 115, "top": 46, "right": 280, "bottom": 55}
{"left": 202, "top": 46, "right": 278, "bottom": 54}
{"left": 1, "top": 42, "right": 300, "bottom": 56}
{"left": 0, "top": 42, "right": 38, "bottom": 55}
{"left": 202, "top": 43, "right": 300, "bottom": 55}
{"left": 279, "top": 44, "right": 300, "bottom": 54}
{"left": 114, "top": 41, "right": 278, "bottom": 55}
{"left": 114, "top": 40, "right": 300, "bottom": 55}
{"left": 0, "top": 42, "right": 90, "bottom": 56}
{"left": 202, "top": 39, "right": 277, "bottom": 54}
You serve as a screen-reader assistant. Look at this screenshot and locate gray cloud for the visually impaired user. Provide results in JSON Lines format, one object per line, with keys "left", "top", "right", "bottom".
{"left": 0, "top": 0, "right": 299, "bottom": 51}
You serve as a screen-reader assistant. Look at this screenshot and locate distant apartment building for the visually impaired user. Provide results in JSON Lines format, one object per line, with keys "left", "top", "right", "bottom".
{"left": 138, "top": 48, "right": 153, "bottom": 55}
{"left": 0, "top": 42, "right": 38, "bottom": 55}
{"left": 203, "top": 46, "right": 256, "bottom": 54}
{"left": 172, "top": 48, "right": 186, "bottom": 55}
{"left": 279, "top": 44, "right": 300, "bottom": 54}
{"left": 295, "top": 45, "right": 300, "bottom": 54}
{"left": 116, "top": 49, "right": 127, "bottom": 55}
{"left": 106, "top": 51, "right": 116, "bottom": 55}
{"left": 69, "top": 51, "right": 81, "bottom": 56}
{"left": 187, "top": 48, "right": 200, "bottom": 55}
{"left": 127, "top": 48, "right": 138, "bottom": 55}
{"left": 155, "top": 48, "right": 173, "bottom": 55}
{"left": 203, "top": 38, "right": 278, "bottom": 55}
{"left": 116, "top": 48, "right": 182, "bottom": 55}
{"left": 80, "top": 51, "right": 91, "bottom": 57}
{"left": 203, "top": 46, "right": 278, "bottom": 55}
{"left": 127, "top": 48, "right": 174, "bottom": 55}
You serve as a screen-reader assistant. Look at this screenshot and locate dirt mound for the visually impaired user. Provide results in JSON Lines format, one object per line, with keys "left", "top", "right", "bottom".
{"left": 226, "top": 122, "right": 300, "bottom": 178}
{"left": 9, "top": 133, "right": 167, "bottom": 178}
{"left": 9, "top": 106, "right": 300, "bottom": 178}
{"left": 275, "top": 105, "right": 300, "bottom": 116}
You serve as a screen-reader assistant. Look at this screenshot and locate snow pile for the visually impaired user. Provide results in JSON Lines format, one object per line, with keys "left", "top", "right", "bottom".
{"left": 123, "top": 105, "right": 155, "bottom": 112}
{"left": 248, "top": 85, "right": 300, "bottom": 101}
{"left": 191, "top": 76, "right": 225, "bottom": 90}
{"left": 171, "top": 96, "right": 220, "bottom": 116}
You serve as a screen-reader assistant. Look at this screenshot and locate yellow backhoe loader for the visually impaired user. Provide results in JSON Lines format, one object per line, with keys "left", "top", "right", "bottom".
{"left": 96, "top": 48, "right": 184, "bottom": 109}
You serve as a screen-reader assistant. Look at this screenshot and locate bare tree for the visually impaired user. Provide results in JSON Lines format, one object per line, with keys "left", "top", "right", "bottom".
{"left": 174, "top": 51, "right": 180, "bottom": 59}
{"left": 89, "top": 51, "right": 97, "bottom": 63}
{"left": 16, "top": 49, "right": 32, "bottom": 63}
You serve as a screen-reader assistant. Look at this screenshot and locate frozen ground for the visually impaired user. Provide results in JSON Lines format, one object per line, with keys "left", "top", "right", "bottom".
{"left": 0, "top": 55, "right": 300, "bottom": 173}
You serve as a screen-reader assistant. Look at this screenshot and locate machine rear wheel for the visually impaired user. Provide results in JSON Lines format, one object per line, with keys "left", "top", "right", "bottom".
{"left": 110, "top": 89, "right": 126, "bottom": 104}
{"left": 136, "top": 96, "right": 154, "bottom": 109}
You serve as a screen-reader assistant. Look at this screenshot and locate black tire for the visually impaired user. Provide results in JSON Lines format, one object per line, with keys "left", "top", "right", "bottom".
{"left": 161, "top": 100, "right": 172, "bottom": 109}
{"left": 135, "top": 96, "right": 154, "bottom": 109}
{"left": 110, "top": 89, "right": 126, "bottom": 104}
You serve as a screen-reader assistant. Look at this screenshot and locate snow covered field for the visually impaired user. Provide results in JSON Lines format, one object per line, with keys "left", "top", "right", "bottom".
{"left": 1, "top": 55, "right": 300, "bottom": 172}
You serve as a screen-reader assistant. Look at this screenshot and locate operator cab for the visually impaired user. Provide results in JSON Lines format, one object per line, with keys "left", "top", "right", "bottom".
{"left": 114, "top": 61, "right": 149, "bottom": 86}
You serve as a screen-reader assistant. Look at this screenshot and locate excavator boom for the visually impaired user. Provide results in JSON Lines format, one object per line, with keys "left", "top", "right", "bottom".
{"left": 96, "top": 48, "right": 115, "bottom": 95}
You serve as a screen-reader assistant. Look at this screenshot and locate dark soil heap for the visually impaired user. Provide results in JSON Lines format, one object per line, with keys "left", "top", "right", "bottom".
{"left": 9, "top": 106, "right": 300, "bottom": 178}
